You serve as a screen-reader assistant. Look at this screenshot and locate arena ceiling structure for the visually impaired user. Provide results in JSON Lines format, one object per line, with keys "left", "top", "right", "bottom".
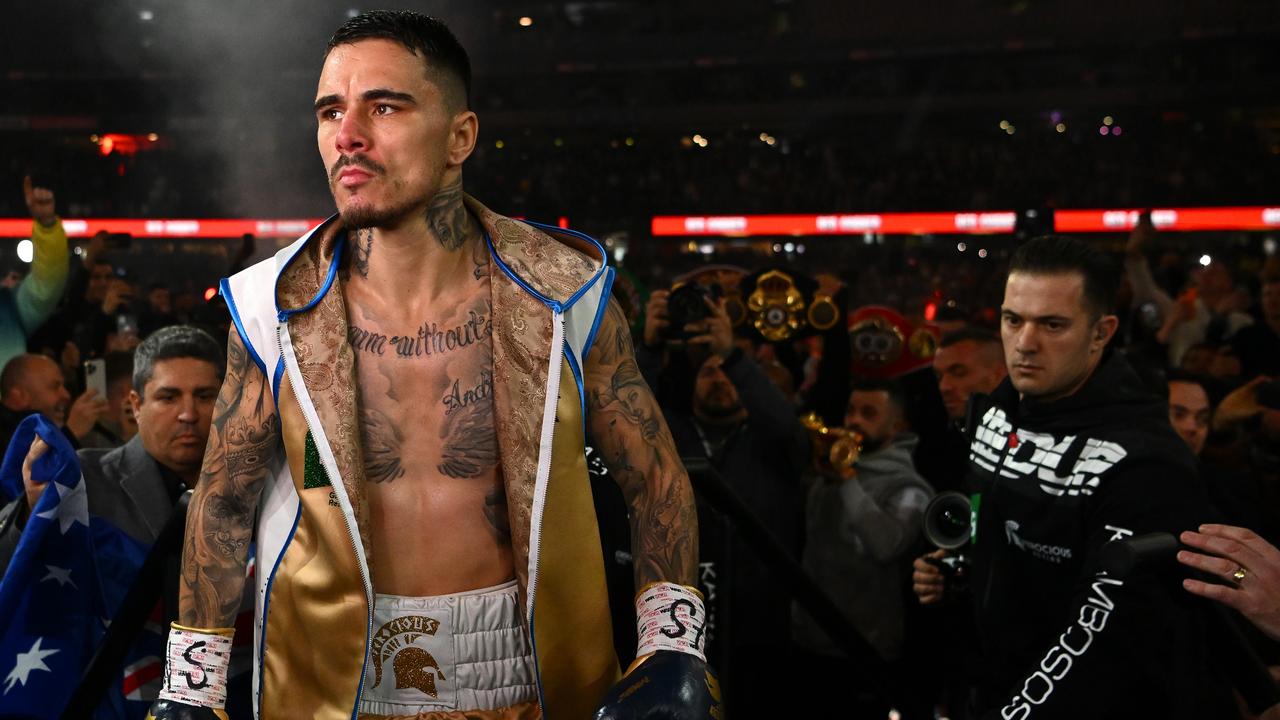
{"left": 1, "top": 0, "right": 1278, "bottom": 230}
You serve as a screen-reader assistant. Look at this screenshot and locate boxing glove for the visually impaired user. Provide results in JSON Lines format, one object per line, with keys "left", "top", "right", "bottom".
{"left": 145, "top": 624, "right": 234, "bottom": 720}
{"left": 594, "top": 582, "right": 722, "bottom": 719}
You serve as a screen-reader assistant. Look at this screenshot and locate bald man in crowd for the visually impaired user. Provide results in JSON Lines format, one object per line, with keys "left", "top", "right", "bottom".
{"left": 0, "top": 353, "right": 107, "bottom": 452}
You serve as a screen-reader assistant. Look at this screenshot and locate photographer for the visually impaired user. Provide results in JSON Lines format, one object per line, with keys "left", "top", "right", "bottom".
{"left": 639, "top": 284, "right": 807, "bottom": 707}
{"left": 914, "top": 236, "right": 1231, "bottom": 718}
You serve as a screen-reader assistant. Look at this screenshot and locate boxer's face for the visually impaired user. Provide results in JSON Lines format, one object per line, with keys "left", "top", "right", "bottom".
{"left": 315, "top": 39, "right": 477, "bottom": 230}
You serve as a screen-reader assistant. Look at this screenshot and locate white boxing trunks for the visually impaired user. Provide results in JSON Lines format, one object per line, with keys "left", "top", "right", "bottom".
{"left": 358, "top": 580, "right": 538, "bottom": 716}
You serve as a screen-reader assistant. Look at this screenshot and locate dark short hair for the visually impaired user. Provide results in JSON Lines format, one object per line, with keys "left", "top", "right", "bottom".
{"left": 939, "top": 326, "right": 1001, "bottom": 350}
{"left": 326, "top": 10, "right": 471, "bottom": 110}
{"left": 1008, "top": 235, "right": 1119, "bottom": 319}
{"left": 849, "top": 377, "right": 907, "bottom": 417}
{"left": 1166, "top": 370, "right": 1224, "bottom": 407}
{"left": 133, "top": 325, "right": 225, "bottom": 396}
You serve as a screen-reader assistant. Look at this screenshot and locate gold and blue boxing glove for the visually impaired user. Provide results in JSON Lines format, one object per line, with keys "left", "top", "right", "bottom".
{"left": 595, "top": 582, "right": 722, "bottom": 719}
{"left": 145, "top": 624, "right": 234, "bottom": 720}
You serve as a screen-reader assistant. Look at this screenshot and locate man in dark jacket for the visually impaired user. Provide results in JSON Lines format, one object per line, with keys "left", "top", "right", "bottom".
{"left": 915, "top": 236, "right": 1230, "bottom": 718}
{"left": 0, "top": 326, "right": 222, "bottom": 572}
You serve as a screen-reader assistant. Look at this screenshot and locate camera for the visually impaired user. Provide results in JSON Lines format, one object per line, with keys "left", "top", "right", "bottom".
{"left": 664, "top": 281, "right": 724, "bottom": 341}
{"left": 922, "top": 491, "right": 973, "bottom": 595}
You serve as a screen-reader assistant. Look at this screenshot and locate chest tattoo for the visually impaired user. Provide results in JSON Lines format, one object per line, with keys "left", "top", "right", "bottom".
{"left": 349, "top": 306, "right": 492, "bottom": 360}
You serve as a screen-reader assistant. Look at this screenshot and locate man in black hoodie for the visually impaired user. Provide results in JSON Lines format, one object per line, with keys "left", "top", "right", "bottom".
{"left": 915, "top": 236, "right": 1230, "bottom": 718}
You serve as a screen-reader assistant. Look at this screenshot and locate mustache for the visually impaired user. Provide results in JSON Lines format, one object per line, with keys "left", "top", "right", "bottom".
{"left": 170, "top": 423, "right": 201, "bottom": 440}
{"left": 329, "top": 154, "right": 387, "bottom": 182}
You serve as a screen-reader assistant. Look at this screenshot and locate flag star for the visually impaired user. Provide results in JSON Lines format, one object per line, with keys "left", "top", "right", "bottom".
{"left": 34, "top": 477, "right": 88, "bottom": 534}
{"left": 40, "top": 565, "right": 75, "bottom": 589}
{"left": 3, "top": 637, "right": 59, "bottom": 693}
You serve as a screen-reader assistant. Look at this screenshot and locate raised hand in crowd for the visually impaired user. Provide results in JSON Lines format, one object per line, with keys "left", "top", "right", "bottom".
{"left": 101, "top": 277, "right": 134, "bottom": 316}
{"left": 1125, "top": 209, "right": 1155, "bottom": 257}
{"left": 642, "top": 289, "right": 669, "bottom": 348}
{"left": 912, "top": 549, "right": 948, "bottom": 605}
{"left": 23, "top": 175, "right": 56, "bottom": 228}
{"left": 685, "top": 296, "right": 735, "bottom": 358}
{"left": 1178, "top": 524, "right": 1280, "bottom": 642}
{"left": 1213, "top": 375, "right": 1272, "bottom": 431}
{"left": 19, "top": 434, "right": 51, "bottom": 523}
{"left": 64, "top": 388, "right": 108, "bottom": 441}
{"left": 82, "top": 230, "right": 106, "bottom": 269}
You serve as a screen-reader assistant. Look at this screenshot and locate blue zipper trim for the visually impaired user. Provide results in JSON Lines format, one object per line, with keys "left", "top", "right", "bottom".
{"left": 276, "top": 220, "right": 344, "bottom": 322}
{"left": 527, "top": 607, "right": 549, "bottom": 716}
{"left": 351, "top": 617, "right": 373, "bottom": 719}
{"left": 485, "top": 230, "right": 561, "bottom": 313}
{"left": 220, "top": 278, "right": 267, "bottom": 377}
{"left": 256, "top": 501, "right": 302, "bottom": 716}
{"left": 523, "top": 220, "right": 610, "bottom": 312}
{"left": 271, "top": 357, "right": 284, "bottom": 410}
{"left": 564, "top": 347, "right": 587, "bottom": 438}
{"left": 581, "top": 267, "right": 616, "bottom": 363}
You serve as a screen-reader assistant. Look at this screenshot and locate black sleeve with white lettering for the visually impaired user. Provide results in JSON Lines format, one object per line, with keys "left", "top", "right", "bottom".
{"left": 980, "top": 459, "right": 1227, "bottom": 720}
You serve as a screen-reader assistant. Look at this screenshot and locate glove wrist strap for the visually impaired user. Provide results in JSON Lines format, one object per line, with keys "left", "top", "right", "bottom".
{"left": 634, "top": 582, "right": 707, "bottom": 662}
{"left": 157, "top": 623, "right": 234, "bottom": 707}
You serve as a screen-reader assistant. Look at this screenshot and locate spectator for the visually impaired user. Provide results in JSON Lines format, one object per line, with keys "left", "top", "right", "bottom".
{"left": 1168, "top": 373, "right": 1213, "bottom": 456}
{"left": 28, "top": 232, "right": 112, "bottom": 361}
{"left": 1125, "top": 213, "right": 1253, "bottom": 366}
{"left": 911, "top": 326, "right": 1006, "bottom": 498}
{"left": 637, "top": 289, "right": 807, "bottom": 710}
{"left": 139, "top": 282, "right": 178, "bottom": 338}
{"left": 78, "top": 351, "right": 138, "bottom": 449}
{"left": 0, "top": 354, "right": 106, "bottom": 451}
{"left": 0, "top": 326, "right": 222, "bottom": 563}
{"left": 1207, "top": 376, "right": 1280, "bottom": 546}
{"left": 792, "top": 378, "right": 933, "bottom": 717}
{"left": 0, "top": 177, "right": 69, "bottom": 369}
{"left": 1232, "top": 270, "right": 1280, "bottom": 378}
{"left": 932, "top": 327, "right": 1007, "bottom": 425}
{"left": 0, "top": 326, "right": 238, "bottom": 712}
{"left": 74, "top": 275, "right": 141, "bottom": 359}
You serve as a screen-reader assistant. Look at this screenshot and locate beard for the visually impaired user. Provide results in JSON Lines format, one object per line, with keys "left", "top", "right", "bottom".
{"left": 697, "top": 387, "right": 743, "bottom": 420}
{"left": 337, "top": 195, "right": 418, "bottom": 230}
{"left": 328, "top": 154, "right": 416, "bottom": 229}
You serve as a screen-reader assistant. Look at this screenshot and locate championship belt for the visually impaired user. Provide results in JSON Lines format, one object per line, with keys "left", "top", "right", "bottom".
{"left": 847, "top": 305, "right": 940, "bottom": 379}
{"left": 739, "top": 268, "right": 844, "bottom": 343}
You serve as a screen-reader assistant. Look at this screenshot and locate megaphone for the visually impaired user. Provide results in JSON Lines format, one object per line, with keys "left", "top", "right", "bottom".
{"left": 923, "top": 491, "right": 972, "bottom": 550}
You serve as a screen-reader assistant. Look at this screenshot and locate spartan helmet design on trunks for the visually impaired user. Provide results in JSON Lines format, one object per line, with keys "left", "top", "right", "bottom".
{"left": 393, "top": 646, "right": 447, "bottom": 697}
{"left": 370, "top": 615, "right": 448, "bottom": 697}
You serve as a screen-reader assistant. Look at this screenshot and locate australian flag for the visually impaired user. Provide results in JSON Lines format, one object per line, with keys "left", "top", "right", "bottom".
{"left": 0, "top": 415, "right": 148, "bottom": 719}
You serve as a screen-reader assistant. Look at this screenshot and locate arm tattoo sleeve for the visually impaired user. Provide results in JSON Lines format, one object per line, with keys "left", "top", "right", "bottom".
{"left": 584, "top": 300, "right": 698, "bottom": 588}
{"left": 179, "top": 328, "right": 279, "bottom": 628}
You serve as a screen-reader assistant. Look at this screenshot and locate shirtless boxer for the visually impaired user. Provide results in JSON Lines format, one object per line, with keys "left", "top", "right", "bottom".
{"left": 147, "top": 11, "right": 716, "bottom": 720}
